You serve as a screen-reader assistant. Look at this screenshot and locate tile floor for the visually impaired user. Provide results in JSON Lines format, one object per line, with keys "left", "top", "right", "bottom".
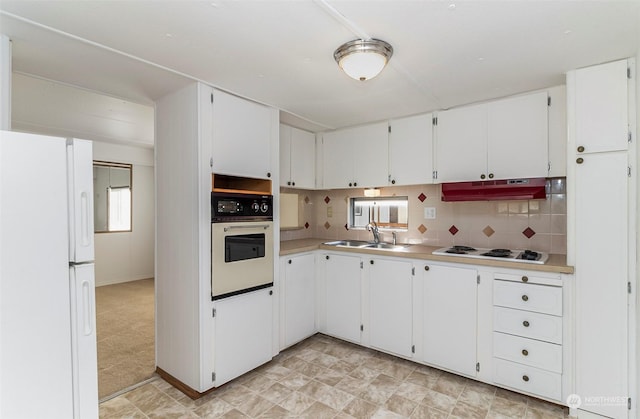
{"left": 100, "top": 334, "right": 569, "bottom": 419}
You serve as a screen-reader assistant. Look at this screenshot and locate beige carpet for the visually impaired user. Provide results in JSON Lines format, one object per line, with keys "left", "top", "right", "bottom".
{"left": 96, "top": 278, "right": 155, "bottom": 400}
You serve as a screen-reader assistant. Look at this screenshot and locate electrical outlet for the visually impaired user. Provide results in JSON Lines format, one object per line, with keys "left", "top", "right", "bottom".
{"left": 327, "top": 206, "right": 333, "bottom": 218}
{"left": 424, "top": 207, "right": 436, "bottom": 219}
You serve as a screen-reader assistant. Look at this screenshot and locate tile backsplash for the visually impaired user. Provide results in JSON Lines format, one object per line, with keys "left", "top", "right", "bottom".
{"left": 280, "top": 178, "right": 567, "bottom": 255}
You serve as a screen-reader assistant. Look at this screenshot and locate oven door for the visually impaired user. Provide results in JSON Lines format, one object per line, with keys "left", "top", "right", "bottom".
{"left": 211, "top": 221, "right": 274, "bottom": 300}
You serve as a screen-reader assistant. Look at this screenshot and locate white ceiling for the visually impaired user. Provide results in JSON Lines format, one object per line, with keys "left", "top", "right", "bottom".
{"left": 1, "top": 0, "right": 639, "bottom": 141}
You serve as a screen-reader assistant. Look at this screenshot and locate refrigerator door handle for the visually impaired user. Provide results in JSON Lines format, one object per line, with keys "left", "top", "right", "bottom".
{"left": 82, "top": 279, "right": 93, "bottom": 335}
{"left": 81, "top": 191, "right": 91, "bottom": 248}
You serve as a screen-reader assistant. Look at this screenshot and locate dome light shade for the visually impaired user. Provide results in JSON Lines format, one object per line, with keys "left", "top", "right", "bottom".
{"left": 334, "top": 39, "right": 393, "bottom": 81}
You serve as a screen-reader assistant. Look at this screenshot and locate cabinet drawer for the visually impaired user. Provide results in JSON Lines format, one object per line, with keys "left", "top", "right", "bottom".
{"left": 493, "top": 307, "right": 562, "bottom": 344}
{"left": 493, "top": 358, "right": 562, "bottom": 401}
{"left": 494, "top": 280, "right": 562, "bottom": 316}
{"left": 493, "top": 332, "right": 562, "bottom": 373}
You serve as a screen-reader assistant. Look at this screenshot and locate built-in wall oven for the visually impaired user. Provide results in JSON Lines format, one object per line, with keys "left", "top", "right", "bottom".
{"left": 211, "top": 192, "right": 274, "bottom": 300}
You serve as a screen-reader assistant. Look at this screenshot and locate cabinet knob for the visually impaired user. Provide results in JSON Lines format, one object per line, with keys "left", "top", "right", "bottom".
{"left": 269, "top": 290, "right": 273, "bottom": 295}
{"left": 522, "top": 276, "right": 528, "bottom": 283}
{"left": 288, "top": 260, "right": 292, "bottom": 264}
{"left": 577, "top": 146, "right": 585, "bottom": 153}
{"left": 522, "top": 349, "right": 529, "bottom": 356}
{"left": 424, "top": 265, "right": 430, "bottom": 271}
{"left": 488, "top": 173, "right": 494, "bottom": 179}
{"left": 348, "top": 182, "right": 353, "bottom": 187}
{"left": 391, "top": 179, "right": 396, "bottom": 184}
{"left": 523, "top": 320, "right": 530, "bottom": 327}
{"left": 287, "top": 181, "right": 291, "bottom": 185}
{"left": 292, "top": 181, "right": 296, "bottom": 186}
{"left": 522, "top": 295, "right": 529, "bottom": 302}
{"left": 267, "top": 172, "right": 271, "bottom": 178}
{"left": 370, "top": 260, "right": 374, "bottom": 265}
{"left": 576, "top": 157, "right": 584, "bottom": 164}
{"left": 480, "top": 174, "right": 486, "bottom": 180}
{"left": 354, "top": 182, "right": 358, "bottom": 187}
{"left": 326, "top": 255, "right": 330, "bottom": 260}
{"left": 522, "top": 375, "right": 530, "bottom": 382}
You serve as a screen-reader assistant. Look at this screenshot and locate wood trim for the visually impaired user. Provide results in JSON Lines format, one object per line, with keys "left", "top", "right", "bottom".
{"left": 212, "top": 173, "right": 272, "bottom": 194}
{"left": 155, "top": 367, "right": 217, "bottom": 400}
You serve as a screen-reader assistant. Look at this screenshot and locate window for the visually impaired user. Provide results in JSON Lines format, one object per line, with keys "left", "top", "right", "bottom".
{"left": 348, "top": 196, "right": 409, "bottom": 230}
{"left": 93, "top": 161, "right": 132, "bottom": 233}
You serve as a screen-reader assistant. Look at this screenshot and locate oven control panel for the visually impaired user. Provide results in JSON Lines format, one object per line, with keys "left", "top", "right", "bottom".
{"left": 212, "top": 192, "right": 273, "bottom": 222}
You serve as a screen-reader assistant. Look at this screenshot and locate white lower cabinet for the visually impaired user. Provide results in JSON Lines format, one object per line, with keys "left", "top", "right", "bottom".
{"left": 213, "top": 287, "right": 273, "bottom": 387}
{"left": 367, "top": 257, "right": 414, "bottom": 358}
{"left": 422, "top": 264, "right": 478, "bottom": 377}
{"left": 493, "top": 358, "right": 562, "bottom": 401}
{"left": 281, "top": 253, "right": 316, "bottom": 349}
{"left": 286, "top": 250, "right": 573, "bottom": 407}
{"left": 491, "top": 273, "right": 565, "bottom": 403}
{"left": 322, "top": 253, "right": 363, "bottom": 343}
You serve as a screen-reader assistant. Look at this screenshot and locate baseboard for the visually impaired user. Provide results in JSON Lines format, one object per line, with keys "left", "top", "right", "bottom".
{"left": 155, "top": 367, "right": 217, "bottom": 400}
{"left": 96, "top": 276, "right": 154, "bottom": 287}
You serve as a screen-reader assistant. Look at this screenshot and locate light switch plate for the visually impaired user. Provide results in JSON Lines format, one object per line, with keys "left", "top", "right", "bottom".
{"left": 424, "top": 207, "right": 436, "bottom": 219}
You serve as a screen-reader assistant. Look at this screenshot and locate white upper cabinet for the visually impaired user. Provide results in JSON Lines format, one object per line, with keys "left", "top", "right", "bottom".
{"left": 322, "top": 122, "right": 388, "bottom": 189}
{"left": 547, "top": 86, "right": 567, "bottom": 177}
{"left": 487, "top": 91, "right": 549, "bottom": 180}
{"left": 280, "top": 124, "right": 316, "bottom": 189}
{"left": 573, "top": 59, "right": 629, "bottom": 154}
{"left": 388, "top": 114, "right": 434, "bottom": 186}
{"left": 211, "top": 89, "right": 273, "bottom": 179}
{"left": 435, "top": 104, "right": 488, "bottom": 183}
{"left": 435, "top": 91, "right": 549, "bottom": 182}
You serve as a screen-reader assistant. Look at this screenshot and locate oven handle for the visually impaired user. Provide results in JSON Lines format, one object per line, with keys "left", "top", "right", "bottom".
{"left": 223, "top": 224, "right": 271, "bottom": 232}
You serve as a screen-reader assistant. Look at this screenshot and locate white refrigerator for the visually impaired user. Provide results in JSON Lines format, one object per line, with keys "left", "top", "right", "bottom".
{"left": 0, "top": 130, "right": 98, "bottom": 419}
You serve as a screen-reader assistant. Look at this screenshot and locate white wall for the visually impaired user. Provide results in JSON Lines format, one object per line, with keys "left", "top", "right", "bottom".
{"left": 93, "top": 141, "right": 154, "bottom": 286}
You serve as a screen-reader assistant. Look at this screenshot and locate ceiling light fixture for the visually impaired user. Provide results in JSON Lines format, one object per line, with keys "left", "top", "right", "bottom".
{"left": 334, "top": 39, "right": 393, "bottom": 81}
{"left": 364, "top": 188, "right": 381, "bottom": 197}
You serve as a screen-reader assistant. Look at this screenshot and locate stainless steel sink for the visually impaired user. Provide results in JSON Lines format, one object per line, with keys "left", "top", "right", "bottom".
{"left": 364, "top": 243, "right": 410, "bottom": 251}
{"left": 324, "top": 240, "right": 411, "bottom": 251}
{"left": 323, "top": 240, "right": 370, "bottom": 248}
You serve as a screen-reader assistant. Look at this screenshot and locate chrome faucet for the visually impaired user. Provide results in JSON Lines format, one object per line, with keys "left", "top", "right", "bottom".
{"left": 366, "top": 221, "right": 380, "bottom": 243}
{"left": 392, "top": 231, "right": 397, "bottom": 245}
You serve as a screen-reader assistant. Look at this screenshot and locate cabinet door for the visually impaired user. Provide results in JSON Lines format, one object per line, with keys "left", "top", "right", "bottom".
{"left": 324, "top": 253, "right": 362, "bottom": 343}
{"left": 352, "top": 122, "right": 389, "bottom": 188}
{"left": 279, "top": 124, "right": 292, "bottom": 187}
{"left": 322, "top": 130, "right": 354, "bottom": 189}
{"left": 389, "top": 114, "right": 433, "bottom": 186}
{"left": 368, "top": 258, "right": 413, "bottom": 358}
{"left": 487, "top": 92, "right": 549, "bottom": 180}
{"left": 574, "top": 59, "right": 629, "bottom": 154}
{"left": 283, "top": 254, "right": 316, "bottom": 347}
{"left": 548, "top": 86, "right": 567, "bottom": 177}
{"left": 574, "top": 151, "right": 628, "bottom": 418}
{"left": 212, "top": 90, "right": 272, "bottom": 179}
{"left": 435, "top": 104, "right": 487, "bottom": 182}
{"left": 214, "top": 288, "right": 273, "bottom": 386}
{"left": 423, "top": 264, "right": 478, "bottom": 377}
{"left": 290, "top": 127, "right": 316, "bottom": 189}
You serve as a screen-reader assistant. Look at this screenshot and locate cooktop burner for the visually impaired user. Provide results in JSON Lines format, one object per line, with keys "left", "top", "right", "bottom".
{"left": 481, "top": 249, "right": 512, "bottom": 257}
{"left": 432, "top": 246, "right": 548, "bottom": 264}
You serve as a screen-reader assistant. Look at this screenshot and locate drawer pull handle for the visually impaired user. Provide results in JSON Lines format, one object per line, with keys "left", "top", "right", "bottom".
{"left": 522, "top": 349, "right": 529, "bottom": 356}
{"left": 523, "top": 320, "right": 530, "bottom": 327}
{"left": 522, "top": 295, "right": 529, "bottom": 302}
{"left": 522, "top": 375, "right": 530, "bottom": 382}
{"left": 522, "top": 276, "right": 528, "bottom": 283}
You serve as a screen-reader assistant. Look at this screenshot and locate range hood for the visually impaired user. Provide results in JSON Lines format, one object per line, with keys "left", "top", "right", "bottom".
{"left": 441, "top": 178, "right": 547, "bottom": 202}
